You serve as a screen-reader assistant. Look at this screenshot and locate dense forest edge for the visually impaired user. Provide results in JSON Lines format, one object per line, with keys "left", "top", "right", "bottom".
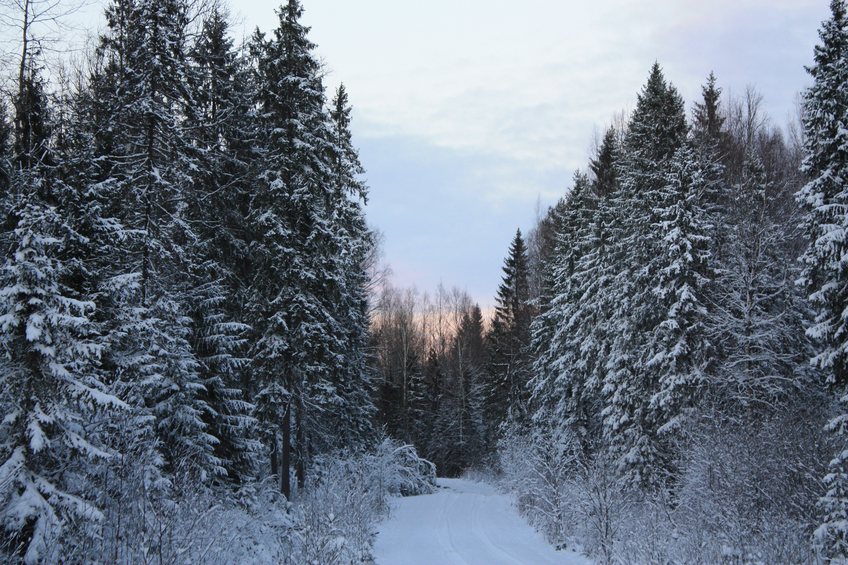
{"left": 2, "top": 0, "right": 848, "bottom": 563}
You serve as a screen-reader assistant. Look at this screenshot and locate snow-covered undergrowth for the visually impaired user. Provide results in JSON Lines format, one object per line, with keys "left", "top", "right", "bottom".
{"left": 14, "top": 438, "right": 433, "bottom": 564}
{"left": 496, "top": 408, "right": 828, "bottom": 565}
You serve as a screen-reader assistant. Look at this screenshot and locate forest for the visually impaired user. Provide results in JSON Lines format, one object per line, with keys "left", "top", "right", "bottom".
{"left": 1, "top": 0, "right": 848, "bottom": 563}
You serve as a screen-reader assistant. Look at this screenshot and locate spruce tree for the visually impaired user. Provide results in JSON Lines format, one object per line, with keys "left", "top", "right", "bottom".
{"left": 0, "top": 62, "right": 122, "bottom": 563}
{"left": 645, "top": 143, "right": 713, "bottom": 437}
{"left": 692, "top": 72, "right": 725, "bottom": 145}
{"left": 188, "top": 6, "right": 261, "bottom": 489}
{"left": 591, "top": 128, "right": 619, "bottom": 199}
{"left": 797, "top": 1, "right": 848, "bottom": 555}
{"left": 603, "top": 63, "right": 688, "bottom": 488}
{"left": 528, "top": 172, "right": 601, "bottom": 454}
{"left": 324, "top": 84, "right": 376, "bottom": 450}
{"left": 691, "top": 73, "right": 729, "bottom": 263}
{"left": 250, "top": 0, "right": 347, "bottom": 494}
{"left": 486, "top": 229, "right": 532, "bottom": 442}
{"left": 93, "top": 0, "right": 222, "bottom": 484}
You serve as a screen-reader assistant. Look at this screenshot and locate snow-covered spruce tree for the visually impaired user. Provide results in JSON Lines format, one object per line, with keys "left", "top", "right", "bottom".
{"left": 797, "top": 0, "right": 848, "bottom": 556}
{"left": 602, "top": 63, "right": 688, "bottom": 489}
{"left": 93, "top": 0, "right": 222, "bottom": 485}
{"left": 0, "top": 63, "right": 123, "bottom": 563}
{"left": 644, "top": 143, "right": 713, "bottom": 439}
{"left": 592, "top": 127, "right": 619, "bottom": 199}
{"left": 548, "top": 135, "right": 623, "bottom": 457}
{"left": 187, "top": 6, "right": 262, "bottom": 489}
{"left": 324, "top": 83, "right": 376, "bottom": 451}
{"left": 486, "top": 229, "right": 532, "bottom": 443}
{"left": 528, "top": 172, "right": 601, "bottom": 456}
{"left": 250, "top": 0, "right": 352, "bottom": 495}
{"left": 525, "top": 199, "right": 567, "bottom": 408}
{"left": 690, "top": 73, "right": 730, "bottom": 263}
{"left": 569, "top": 130, "right": 622, "bottom": 445}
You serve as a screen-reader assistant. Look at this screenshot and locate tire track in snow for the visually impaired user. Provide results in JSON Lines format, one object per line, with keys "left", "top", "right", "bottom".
{"left": 374, "top": 478, "right": 592, "bottom": 565}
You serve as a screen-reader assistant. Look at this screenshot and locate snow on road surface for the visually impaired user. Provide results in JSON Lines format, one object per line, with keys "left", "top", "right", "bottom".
{"left": 374, "top": 478, "right": 592, "bottom": 565}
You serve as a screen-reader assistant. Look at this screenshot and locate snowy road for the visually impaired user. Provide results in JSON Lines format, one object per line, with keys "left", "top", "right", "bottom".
{"left": 374, "top": 478, "right": 592, "bottom": 565}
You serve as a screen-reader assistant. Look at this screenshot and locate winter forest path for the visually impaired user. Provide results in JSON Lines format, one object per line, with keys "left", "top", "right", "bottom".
{"left": 374, "top": 478, "right": 592, "bottom": 565}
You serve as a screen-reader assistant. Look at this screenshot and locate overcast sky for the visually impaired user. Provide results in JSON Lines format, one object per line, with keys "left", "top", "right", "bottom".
{"left": 56, "top": 1, "right": 832, "bottom": 308}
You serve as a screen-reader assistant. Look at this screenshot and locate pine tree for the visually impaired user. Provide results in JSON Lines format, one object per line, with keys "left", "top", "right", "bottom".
{"left": 796, "top": 1, "right": 848, "bottom": 555}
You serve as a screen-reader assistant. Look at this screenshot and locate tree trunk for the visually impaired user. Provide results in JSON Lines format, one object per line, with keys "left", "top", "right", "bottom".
{"left": 270, "top": 431, "right": 278, "bottom": 479}
{"left": 281, "top": 403, "right": 291, "bottom": 499}
{"left": 295, "top": 395, "right": 306, "bottom": 490}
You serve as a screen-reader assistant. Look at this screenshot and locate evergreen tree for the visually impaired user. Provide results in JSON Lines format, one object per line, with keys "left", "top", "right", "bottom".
{"left": 691, "top": 73, "right": 729, "bottom": 263}
{"left": 323, "top": 84, "right": 376, "bottom": 450}
{"left": 188, "top": 6, "right": 261, "bottom": 489}
{"left": 692, "top": 72, "right": 725, "bottom": 145}
{"left": 94, "top": 0, "right": 222, "bottom": 484}
{"left": 486, "top": 229, "right": 532, "bottom": 441}
{"left": 591, "top": 127, "right": 619, "bottom": 199}
{"left": 529, "top": 172, "right": 601, "bottom": 454}
{"left": 250, "top": 0, "right": 348, "bottom": 494}
{"left": 603, "top": 63, "right": 688, "bottom": 488}
{"left": 645, "top": 143, "right": 713, "bottom": 438}
{"left": 797, "top": 1, "right": 848, "bottom": 555}
{"left": 0, "top": 62, "right": 122, "bottom": 563}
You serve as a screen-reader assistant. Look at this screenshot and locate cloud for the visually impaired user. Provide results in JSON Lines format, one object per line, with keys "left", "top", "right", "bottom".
{"left": 58, "top": 0, "right": 832, "bottom": 307}
{"left": 301, "top": 0, "right": 825, "bottom": 163}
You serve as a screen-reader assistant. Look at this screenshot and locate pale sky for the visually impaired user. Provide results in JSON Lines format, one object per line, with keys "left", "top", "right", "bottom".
{"left": 34, "top": 1, "right": 835, "bottom": 308}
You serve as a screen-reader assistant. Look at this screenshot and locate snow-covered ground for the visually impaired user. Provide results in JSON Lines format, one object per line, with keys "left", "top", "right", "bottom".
{"left": 374, "top": 478, "right": 592, "bottom": 565}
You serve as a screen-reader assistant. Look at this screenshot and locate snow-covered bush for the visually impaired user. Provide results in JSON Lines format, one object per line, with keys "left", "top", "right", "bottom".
{"left": 285, "top": 437, "right": 435, "bottom": 564}
{"left": 58, "top": 475, "right": 293, "bottom": 564}
{"left": 664, "top": 405, "right": 827, "bottom": 565}
{"left": 32, "top": 437, "right": 432, "bottom": 564}
{"left": 497, "top": 423, "right": 582, "bottom": 546}
{"left": 567, "top": 453, "right": 629, "bottom": 564}
{"left": 497, "top": 401, "right": 829, "bottom": 565}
